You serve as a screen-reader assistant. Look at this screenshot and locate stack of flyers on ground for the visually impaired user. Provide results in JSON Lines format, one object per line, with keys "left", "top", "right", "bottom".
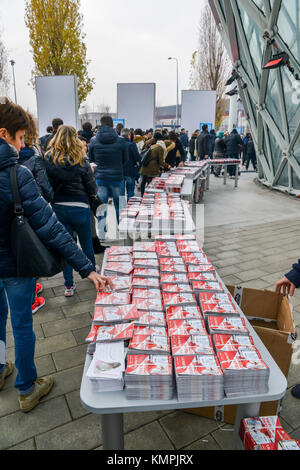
{"left": 132, "top": 288, "right": 162, "bottom": 300}
{"left": 166, "top": 306, "right": 203, "bottom": 322}
{"left": 191, "top": 281, "right": 225, "bottom": 297}
{"left": 133, "top": 259, "right": 159, "bottom": 269}
{"left": 132, "top": 277, "right": 160, "bottom": 289}
{"left": 106, "top": 246, "right": 132, "bottom": 256}
{"left": 187, "top": 264, "right": 215, "bottom": 274}
{"left": 240, "top": 416, "right": 299, "bottom": 450}
{"left": 168, "top": 318, "right": 207, "bottom": 336}
{"left": 133, "top": 268, "right": 160, "bottom": 278}
{"left": 217, "top": 347, "right": 270, "bottom": 396}
{"left": 104, "top": 262, "right": 133, "bottom": 276}
{"left": 133, "top": 242, "right": 156, "bottom": 252}
{"left": 213, "top": 334, "right": 255, "bottom": 352}
{"left": 86, "top": 341, "right": 125, "bottom": 392}
{"left": 95, "top": 292, "right": 131, "bottom": 307}
{"left": 174, "top": 355, "right": 224, "bottom": 401}
{"left": 134, "top": 325, "right": 168, "bottom": 337}
{"left": 207, "top": 316, "right": 249, "bottom": 336}
{"left": 187, "top": 272, "right": 217, "bottom": 282}
{"left": 104, "top": 275, "right": 132, "bottom": 293}
{"left": 93, "top": 305, "right": 140, "bottom": 325}
{"left": 163, "top": 283, "right": 194, "bottom": 294}
{"left": 129, "top": 334, "right": 171, "bottom": 355}
{"left": 199, "top": 293, "right": 239, "bottom": 317}
{"left": 96, "top": 322, "right": 135, "bottom": 343}
{"left": 125, "top": 354, "right": 174, "bottom": 400}
{"left": 132, "top": 297, "right": 164, "bottom": 312}
{"left": 160, "top": 264, "right": 187, "bottom": 274}
{"left": 134, "top": 310, "right": 166, "bottom": 327}
{"left": 163, "top": 293, "right": 197, "bottom": 308}
{"left": 160, "top": 273, "right": 189, "bottom": 285}
{"left": 171, "top": 335, "right": 214, "bottom": 356}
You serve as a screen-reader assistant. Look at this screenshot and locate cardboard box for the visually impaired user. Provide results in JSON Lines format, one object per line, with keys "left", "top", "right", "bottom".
{"left": 186, "top": 286, "right": 296, "bottom": 424}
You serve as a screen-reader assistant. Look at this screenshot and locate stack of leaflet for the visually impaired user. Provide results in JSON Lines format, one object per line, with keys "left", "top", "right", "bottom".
{"left": 125, "top": 354, "right": 174, "bottom": 400}
{"left": 240, "top": 416, "right": 300, "bottom": 450}
{"left": 96, "top": 322, "right": 135, "bottom": 343}
{"left": 168, "top": 318, "right": 207, "bottom": 337}
{"left": 93, "top": 304, "right": 140, "bottom": 325}
{"left": 207, "top": 315, "right": 248, "bottom": 335}
{"left": 174, "top": 355, "right": 224, "bottom": 401}
{"left": 163, "top": 293, "right": 198, "bottom": 309}
{"left": 134, "top": 310, "right": 166, "bottom": 327}
{"left": 199, "top": 293, "right": 239, "bottom": 317}
{"left": 104, "top": 262, "right": 133, "bottom": 277}
{"left": 217, "top": 347, "right": 270, "bottom": 396}
{"left": 171, "top": 335, "right": 215, "bottom": 356}
{"left": 86, "top": 341, "right": 125, "bottom": 392}
{"left": 128, "top": 329, "right": 171, "bottom": 355}
{"left": 213, "top": 334, "right": 256, "bottom": 352}
{"left": 160, "top": 273, "right": 189, "bottom": 285}
{"left": 164, "top": 174, "right": 185, "bottom": 193}
{"left": 104, "top": 276, "right": 132, "bottom": 293}
{"left": 166, "top": 306, "right": 203, "bottom": 322}
{"left": 95, "top": 292, "right": 131, "bottom": 307}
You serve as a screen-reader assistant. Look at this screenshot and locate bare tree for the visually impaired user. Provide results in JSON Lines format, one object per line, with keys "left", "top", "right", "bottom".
{"left": 189, "top": 2, "right": 231, "bottom": 129}
{"left": 0, "top": 32, "right": 10, "bottom": 96}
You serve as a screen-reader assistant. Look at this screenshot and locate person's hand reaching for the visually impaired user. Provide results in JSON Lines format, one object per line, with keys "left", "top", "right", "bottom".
{"left": 87, "top": 272, "right": 114, "bottom": 292}
{"left": 275, "top": 277, "right": 296, "bottom": 296}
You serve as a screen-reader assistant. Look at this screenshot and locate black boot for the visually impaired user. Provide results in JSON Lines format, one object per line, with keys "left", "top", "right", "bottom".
{"left": 92, "top": 237, "right": 106, "bottom": 254}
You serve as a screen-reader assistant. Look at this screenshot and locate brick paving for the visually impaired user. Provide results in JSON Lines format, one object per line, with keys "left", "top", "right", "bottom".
{"left": 1, "top": 183, "right": 300, "bottom": 450}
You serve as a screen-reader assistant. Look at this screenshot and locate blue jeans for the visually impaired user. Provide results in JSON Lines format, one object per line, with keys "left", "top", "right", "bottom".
{"left": 122, "top": 176, "right": 136, "bottom": 201}
{"left": 96, "top": 180, "right": 126, "bottom": 238}
{"left": 0, "top": 277, "right": 37, "bottom": 394}
{"left": 53, "top": 205, "right": 95, "bottom": 287}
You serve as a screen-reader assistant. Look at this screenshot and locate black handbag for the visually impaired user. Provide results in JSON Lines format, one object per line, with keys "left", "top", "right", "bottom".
{"left": 10, "top": 165, "right": 66, "bottom": 278}
{"left": 89, "top": 194, "right": 102, "bottom": 217}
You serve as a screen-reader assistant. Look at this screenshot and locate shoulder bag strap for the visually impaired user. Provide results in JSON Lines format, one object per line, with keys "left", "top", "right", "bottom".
{"left": 10, "top": 165, "right": 24, "bottom": 215}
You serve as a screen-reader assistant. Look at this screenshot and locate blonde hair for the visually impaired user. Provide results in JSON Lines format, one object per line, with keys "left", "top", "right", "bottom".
{"left": 25, "top": 112, "right": 39, "bottom": 148}
{"left": 47, "top": 125, "right": 85, "bottom": 167}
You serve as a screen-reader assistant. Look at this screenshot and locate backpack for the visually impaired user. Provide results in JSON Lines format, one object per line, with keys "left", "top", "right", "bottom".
{"left": 140, "top": 147, "right": 152, "bottom": 167}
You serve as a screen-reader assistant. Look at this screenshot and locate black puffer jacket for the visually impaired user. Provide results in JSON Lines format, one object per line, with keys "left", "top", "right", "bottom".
{"left": 0, "top": 138, "right": 94, "bottom": 279}
{"left": 44, "top": 154, "right": 98, "bottom": 205}
{"left": 18, "top": 144, "right": 54, "bottom": 202}
{"left": 224, "top": 131, "right": 243, "bottom": 157}
{"left": 213, "top": 138, "right": 226, "bottom": 158}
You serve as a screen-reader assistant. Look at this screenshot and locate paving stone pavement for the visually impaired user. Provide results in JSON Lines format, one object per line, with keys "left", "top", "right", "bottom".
{"left": 2, "top": 196, "right": 300, "bottom": 449}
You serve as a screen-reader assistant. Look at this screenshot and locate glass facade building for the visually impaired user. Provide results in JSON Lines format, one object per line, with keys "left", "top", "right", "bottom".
{"left": 209, "top": 0, "right": 300, "bottom": 195}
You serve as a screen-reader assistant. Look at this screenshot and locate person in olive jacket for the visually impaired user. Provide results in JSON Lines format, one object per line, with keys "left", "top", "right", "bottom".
{"left": 140, "top": 131, "right": 170, "bottom": 196}
{"left": 0, "top": 98, "right": 112, "bottom": 413}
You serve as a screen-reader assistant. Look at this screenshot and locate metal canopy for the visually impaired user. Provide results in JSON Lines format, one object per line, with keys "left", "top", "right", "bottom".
{"left": 209, "top": 0, "right": 300, "bottom": 195}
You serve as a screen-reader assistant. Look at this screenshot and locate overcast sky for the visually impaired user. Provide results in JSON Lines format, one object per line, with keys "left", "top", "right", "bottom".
{"left": 1, "top": 0, "right": 205, "bottom": 115}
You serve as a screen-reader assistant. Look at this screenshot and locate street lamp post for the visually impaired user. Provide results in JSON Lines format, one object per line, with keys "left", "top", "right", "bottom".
{"left": 10, "top": 60, "right": 17, "bottom": 104}
{"left": 168, "top": 57, "right": 179, "bottom": 130}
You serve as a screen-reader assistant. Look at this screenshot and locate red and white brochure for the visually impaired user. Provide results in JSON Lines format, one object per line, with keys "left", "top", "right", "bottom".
{"left": 217, "top": 348, "right": 269, "bottom": 371}
{"left": 133, "top": 268, "right": 160, "bottom": 278}
{"left": 182, "top": 255, "right": 211, "bottom": 265}
{"left": 86, "top": 324, "right": 100, "bottom": 342}
{"left": 106, "top": 255, "right": 132, "bottom": 263}
{"left": 104, "top": 262, "right": 133, "bottom": 275}
{"left": 133, "top": 259, "right": 159, "bottom": 269}
{"left": 134, "top": 325, "right": 168, "bottom": 337}
{"left": 159, "top": 257, "right": 184, "bottom": 266}
{"left": 168, "top": 318, "right": 207, "bottom": 336}
{"left": 105, "top": 275, "right": 132, "bottom": 292}
{"left": 106, "top": 246, "right": 132, "bottom": 256}
{"left": 163, "top": 293, "right": 197, "bottom": 308}
{"left": 95, "top": 292, "right": 131, "bottom": 306}
{"left": 132, "top": 297, "right": 164, "bottom": 311}
{"left": 160, "top": 264, "right": 187, "bottom": 274}
{"left": 175, "top": 234, "right": 197, "bottom": 241}
{"left": 160, "top": 273, "right": 189, "bottom": 285}
{"left": 156, "top": 247, "right": 180, "bottom": 258}
{"left": 162, "top": 283, "right": 193, "bottom": 294}
{"left": 96, "top": 322, "right": 135, "bottom": 342}
{"left": 187, "top": 264, "right": 215, "bottom": 273}
{"left": 174, "top": 355, "right": 223, "bottom": 376}
{"left": 133, "top": 242, "right": 156, "bottom": 252}
{"left": 171, "top": 335, "right": 214, "bottom": 356}
{"left": 132, "top": 288, "right": 162, "bottom": 300}
{"left": 240, "top": 416, "right": 293, "bottom": 450}
{"left": 213, "top": 334, "right": 255, "bottom": 351}
{"left": 132, "top": 252, "right": 158, "bottom": 260}
{"left": 129, "top": 334, "right": 171, "bottom": 354}
{"left": 92, "top": 304, "right": 140, "bottom": 324}
{"left": 191, "top": 281, "right": 224, "bottom": 293}
{"left": 166, "top": 306, "right": 203, "bottom": 321}
{"left": 199, "top": 292, "right": 238, "bottom": 316}
{"left": 132, "top": 277, "right": 160, "bottom": 289}
{"left": 188, "top": 272, "right": 217, "bottom": 282}
{"left": 177, "top": 244, "right": 202, "bottom": 254}
{"left": 134, "top": 310, "right": 166, "bottom": 327}
{"left": 126, "top": 354, "right": 173, "bottom": 376}
{"left": 208, "top": 316, "right": 248, "bottom": 335}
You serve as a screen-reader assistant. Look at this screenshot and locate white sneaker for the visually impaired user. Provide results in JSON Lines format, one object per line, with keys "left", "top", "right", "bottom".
{"left": 64, "top": 284, "right": 76, "bottom": 297}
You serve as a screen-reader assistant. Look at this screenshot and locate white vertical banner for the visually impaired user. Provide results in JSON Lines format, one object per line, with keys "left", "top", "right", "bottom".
{"left": 181, "top": 90, "right": 217, "bottom": 135}
{"left": 117, "top": 83, "right": 156, "bottom": 131}
{"left": 35, "top": 75, "right": 79, "bottom": 136}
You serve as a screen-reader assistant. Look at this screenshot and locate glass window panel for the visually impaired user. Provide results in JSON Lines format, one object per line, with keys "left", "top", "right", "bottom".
{"left": 277, "top": 1, "right": 300, "bottom": 60}
{"left": 265, "top": 73, "right": 284, "bottom": 138}
{"left": 277, "top": 162, "right": 289, "bottom": 187}
{"left": 267, "top": 127, "right": 282, "bottom": 174}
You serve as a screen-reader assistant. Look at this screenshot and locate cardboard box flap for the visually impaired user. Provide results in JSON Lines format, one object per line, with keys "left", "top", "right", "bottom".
{"left": 227, "top": 285, "right": 283, "bottom": 321}
{"left": 278, "top": 296, "right": 295, "bottom": 333}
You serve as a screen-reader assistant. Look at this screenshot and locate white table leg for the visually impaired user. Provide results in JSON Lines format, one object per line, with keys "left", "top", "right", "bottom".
{"left": 224, "top": 165, "right": 228, "bottom": 185}
{"left": 101, "top": 413, "right": 124, "bottom": 450}
{"left": 233, "top": 402, "right": 261, "bottom": 450}
{"left": 235, "top": 164, "right": 239, "bottom": 188}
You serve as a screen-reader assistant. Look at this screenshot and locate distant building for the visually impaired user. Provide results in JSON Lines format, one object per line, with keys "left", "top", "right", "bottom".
{"left": 79, "top": 112, "right": 117, "bottom": 128}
